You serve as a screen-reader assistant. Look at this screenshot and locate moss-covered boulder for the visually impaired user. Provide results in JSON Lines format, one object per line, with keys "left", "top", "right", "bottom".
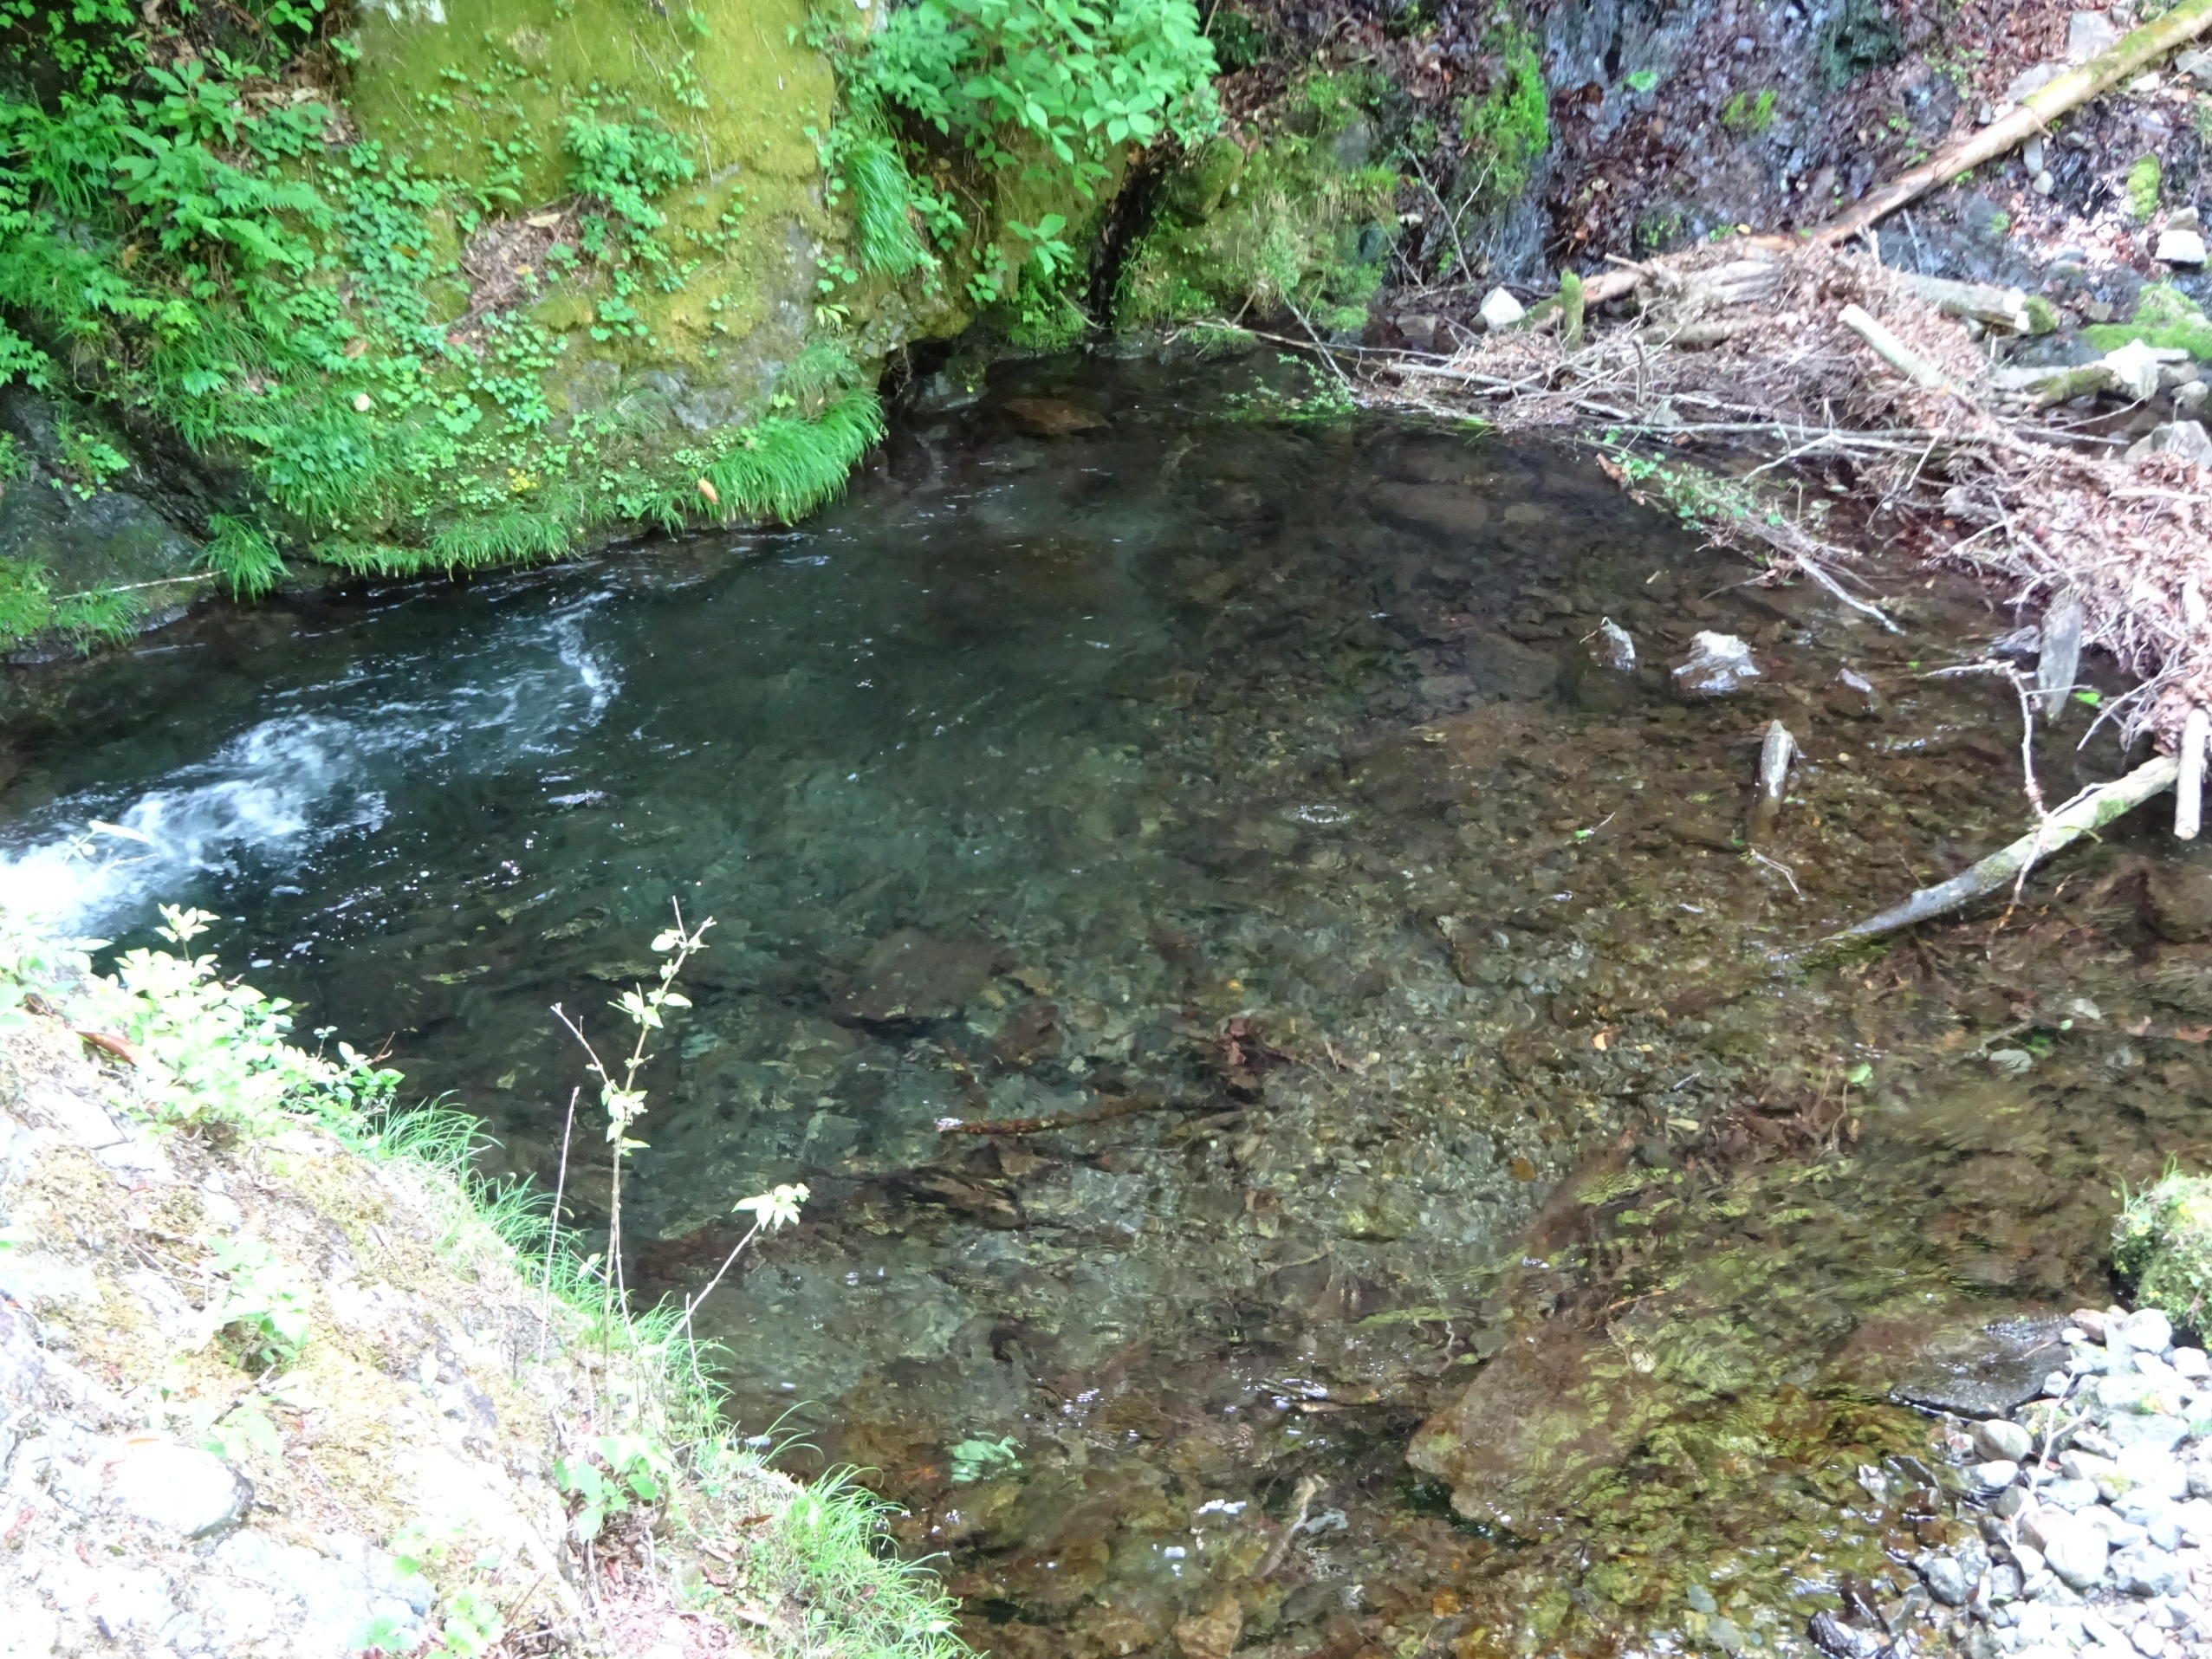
{"left": 2115, "top": 1170, "right": 2212, "bottom": 1332}
{"left": 0, "top": 0, "right": 1214, "bottom": 645}
{"left": 2085, "top": 284, "right": 2212, "bottom": 362}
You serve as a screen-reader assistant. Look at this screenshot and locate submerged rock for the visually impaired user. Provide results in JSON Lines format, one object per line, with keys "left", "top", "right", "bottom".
{"left": 1838, "top": 1312, "right": 2068, "bottom": 1416}
{"left": 1405, "top": 1325, "right": 1670, "bottom": 1529}
{"left": 1002, "top": 397, "right": 1108, "bottom": 437}
{"left": 832, "top": 928, "right": 1003, "bottom": 1024}
{"left": 1591, "top": 617, "right": 1637, "bottom": 672}
{"left": 1671, "top": 632, "right": 1761, "bottom": 697}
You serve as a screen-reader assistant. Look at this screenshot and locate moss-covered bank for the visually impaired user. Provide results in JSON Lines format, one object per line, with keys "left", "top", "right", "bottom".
{"left": 0, "top": 0, "right": 1218, "bottom": 648}
{"left": 0, "top": 904, "right": 967, "bottom": 1657}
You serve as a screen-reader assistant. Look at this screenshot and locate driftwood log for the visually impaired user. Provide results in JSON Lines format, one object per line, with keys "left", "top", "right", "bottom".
{"left": 1820, "top": 755, "right": 2180, "bottom": 947}
{"left": 1567, "top": 0, "right": 2212, "bottom": 318}
{"left": 1814, "top": 0, "right": 2212, "bottom": 245}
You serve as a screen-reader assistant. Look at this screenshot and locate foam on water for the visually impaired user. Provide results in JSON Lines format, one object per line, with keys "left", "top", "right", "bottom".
{"left": 0, "top": 597, "right": 619, "bottom": 930}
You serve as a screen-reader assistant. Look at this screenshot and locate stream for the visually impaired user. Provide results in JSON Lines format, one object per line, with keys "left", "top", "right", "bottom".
{"left": 7, "top": 353, "right": 2212, "bottom": 1656}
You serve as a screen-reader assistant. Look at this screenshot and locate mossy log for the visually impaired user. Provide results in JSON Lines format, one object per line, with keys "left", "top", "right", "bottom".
{"left": 1821, "top": 754, "right": 2179, "bottom": 946}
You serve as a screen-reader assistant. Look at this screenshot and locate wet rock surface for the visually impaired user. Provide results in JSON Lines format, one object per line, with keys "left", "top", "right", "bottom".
{"left": 6, "top": 355, "right": 2212, "bottom": 1655}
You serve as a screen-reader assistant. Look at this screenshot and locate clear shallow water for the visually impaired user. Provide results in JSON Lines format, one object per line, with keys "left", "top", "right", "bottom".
{"left": 8, "top": 355, "right": 2212, "bottom": 1655}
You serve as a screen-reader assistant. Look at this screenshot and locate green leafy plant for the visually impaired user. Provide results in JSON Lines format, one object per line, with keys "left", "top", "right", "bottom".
{"left": 201, "top": 1234, "right": 312, "bottom": 1371}
{"left": 948, "top": 1435, "right": 1022, "bottom": 1484}
{"left": 853, "top": 0, "right": 1220, "bottom": 193}
{"left": 201, "top": 515, "right": 287, "bottom": 598}
{"left": 554, "top": 1431, "right": 676, "bottom": 1542}
{"left": 385, "top": 1522, "right": 506, "bottom": 1658}
{"left": 553, "top": 906, "right": 713, "bottom": 1332}
{"left": 563, "top": 111, "right": 697, "bottom": 251}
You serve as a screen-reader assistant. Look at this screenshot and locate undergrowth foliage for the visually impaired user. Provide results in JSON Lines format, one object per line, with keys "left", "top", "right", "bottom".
{"left": 0, "top": 0, "right": 886, "bottom": 641}
{"left": 0, "top": 895, "right": 967, "bottom": 1659}
{"left": 815, "top": 0, "right": 1219, "bottom": 334}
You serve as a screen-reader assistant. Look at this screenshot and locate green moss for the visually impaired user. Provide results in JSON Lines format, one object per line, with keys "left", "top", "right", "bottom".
{"left": 1818, "top": 0, "right": 1904, "bottom": 86}
{"left": 2021, "top": 295, "right": 2060, "bottom": 334}
{"left": 2116, "top": 1169, "right": 2212, "bottom": 1333}
{"left": 1720, "top": 88, "right": 1778, "bottom": 136}
{"left": 2127, "top": 153, "right": 2163, "bottom": 222}
{"left": 1458, "top": 31, "right": 1550, "bottom": 208}
{"left": 2084, "top": 283, "right": 2212, "bottom": 360}
{"left": 1115, "top": 71, "right": 1397, "bottom": 329}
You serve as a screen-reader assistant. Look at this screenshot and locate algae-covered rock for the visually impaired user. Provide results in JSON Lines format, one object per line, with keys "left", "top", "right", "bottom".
{"left": 1405, "top": 1324, "right": 1673, "bottom": 1531}
{"left": 2115, "top": 1170, "right": 2212, "bottom": 1332}
{"left": 2085, "top": 284, "right": 2212, "bottom": 363}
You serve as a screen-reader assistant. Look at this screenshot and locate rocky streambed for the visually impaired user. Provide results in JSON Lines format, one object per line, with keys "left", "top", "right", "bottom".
{"left": 5, "top": 353, "right": 2212, "bottom": 1654}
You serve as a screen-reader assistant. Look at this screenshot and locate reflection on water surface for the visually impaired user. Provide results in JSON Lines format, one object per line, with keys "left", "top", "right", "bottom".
{"left": 6, "top": 354, "right": 2212, "bottom": 1656}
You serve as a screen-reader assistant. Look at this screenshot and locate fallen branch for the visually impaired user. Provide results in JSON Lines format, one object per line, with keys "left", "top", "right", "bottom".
{"left": 1794, "top": 554, "right": 1904, "bottom": 632}
{"left": 1814, "top": 0, "right": 2212, "bottom": 245}
{"left": 2179, "top": 707, "right": 2209, "bottom": 840}
{"left": 1819, "top": 754, "right": 2180, "bottom": 947}
{"left": 1839, "top": 303, "right": 1951, "bottom": 392}
{"left": 1894, "top": 272, "right": 2035, "bottom": 333}
{"left": 1749, "top": 720, "right": 1796, "bottom": 843}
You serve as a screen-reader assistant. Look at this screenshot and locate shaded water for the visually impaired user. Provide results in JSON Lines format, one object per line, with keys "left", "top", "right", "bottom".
{"left": 8, "top": 355, "right": 2212, "bottom": 1656}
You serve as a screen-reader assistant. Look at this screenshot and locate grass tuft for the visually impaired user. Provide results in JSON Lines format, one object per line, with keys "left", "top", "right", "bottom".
{"left": 702, "top": 389, "right": 886, "bottom": 524}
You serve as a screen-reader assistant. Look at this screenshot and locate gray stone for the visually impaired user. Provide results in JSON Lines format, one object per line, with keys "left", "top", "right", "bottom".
{"left": 2156, "top": 230, "right": 2209, "bottom": 268}
{"left": 2113, "top": 1309, "right": 2176, "bottom": 1356}
{"left": 2112, "top": 1544, "right": 2186, "bottom": 1597}
{"left": 2067, "top": 11, "right": 2121, "bottom": 61}
{"left": 1973, "top": 1458, "right": 2023, "bottom": 1494}
{"left": 1477, "top": 287, "right": 1526, "bottom": 331}
{"left": 2064, "top": 1449, "right": 2120, "bottom": 1484}
{"left": 2105, "top": 340, "right": 2175, "bottom": 402}
{"left": 2173, "top": 1346, "right": 2211, "bottom": 1379}
{"left": 1671, "top": 632, "right": 1760, "bottom": 697}
{"left": 1686, "top": 1583, "right": 1718, "bottom": 1615}
{"left": 1990, "top": 1562, "right": 2026, "bottom": 1603}
{"left": 2116, "top": 1442, "right": 2190, "bottom": 1501}
{"left": 2042, "top": 1520, "right": 2111, "bottom": 1590}
{"left": 103, "top": 1437, "right": 250, "bottom": 1539}
{"left": 2125, "top": 422, "right": 2212, "bottom": 468}
{"left": 2045, "top": 1477, "right": 2103, "bottom": 1510}
{"left": 2007, "top": 62, "right": 2066, "bottom": 103}
{"left": 2107, "top": 1414, "right": 2191, "bottom": 1455}
{"left": 1977, "top": 1419, "right": 2037, "bottom": 1462}
{"left": 1920, "top": 1551, "right": 1973, "bottom": 1605}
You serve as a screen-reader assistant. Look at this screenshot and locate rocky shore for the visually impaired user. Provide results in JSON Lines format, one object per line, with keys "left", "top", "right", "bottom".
{"left": 1848, "top": 1306, "right": 2212, "bottom": 1659}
